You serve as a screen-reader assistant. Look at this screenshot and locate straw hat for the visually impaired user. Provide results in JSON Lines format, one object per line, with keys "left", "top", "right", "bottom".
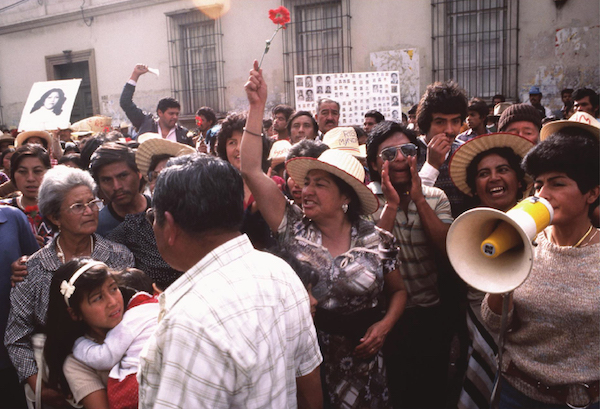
{"left": 449, "top": 132, "right": 535, "bottom": 196}
{"left": 539, "top": 111, "right": 600, "bottom": 141}
{"left": 285, "top": 149, "right": 378, "bottom": 215}
{"left": 70, "top": 116, "right": 112, "bottom": 136}
{"left": 268, "top": 140, "right": 292, "bottom": 167}
{"left": 492, "top": 102, "right": 512, "bottom": 117}
{"left": 15, "top": 130, "right": 52, "bottom": 148}
{"left": 0, "top": 133, "right": 15, "bottom": 145}
{"left": 135, "top": 135, "right": 196, "bottom": 176}
{"left": 322, "top": 127, "right": 366, "bottom": 158}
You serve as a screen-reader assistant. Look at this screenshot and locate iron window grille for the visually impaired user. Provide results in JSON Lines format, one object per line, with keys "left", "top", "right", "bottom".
{"left": 282, "top": 0, "right": 352, "bottom": 105}
{"left": 166, "top": 9, "right": 225, "bottom": 115}
{"left": 431, "top": 0, "right": 519, "bottom": 100}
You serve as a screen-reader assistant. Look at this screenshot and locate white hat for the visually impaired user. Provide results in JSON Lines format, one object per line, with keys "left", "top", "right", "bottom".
{"left": 540, "top": 111, "right": 600, "bottom": 141}
{"left": 70, "top": 116, "right": 113, "bottom": 137}
{"left": 285, "top": 149, "right": 378, "bottom": 215}
{"left": 322, "top": 127, "right": 366, "bottom": 158}
{"left": 268, "top": 140, "right": 293, "bottom": 167}
{"left": 135, "top": 135, "right": 196, "bottom": 177}
{"left": 449, "top": 132, "right": 534, "bottom": 196}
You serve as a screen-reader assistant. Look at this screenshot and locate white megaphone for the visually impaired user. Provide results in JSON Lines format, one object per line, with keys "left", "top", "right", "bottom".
{"left": 447, "top": 196, "right": 553, "bottom": 294}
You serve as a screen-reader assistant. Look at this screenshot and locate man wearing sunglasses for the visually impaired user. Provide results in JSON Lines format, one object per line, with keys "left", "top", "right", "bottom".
{"left": 415, "top": 81, "right": 470, "bottom": 218}
{"left": 366, "top": 120, "right": 453, "bottom": 409}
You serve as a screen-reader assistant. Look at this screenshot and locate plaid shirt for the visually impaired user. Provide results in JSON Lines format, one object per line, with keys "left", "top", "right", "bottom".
{"left": 4, "top": 233, "right": 134, "bottom": 382}
{"left": 138, "top": 234, "right": 322, "bottom": 409}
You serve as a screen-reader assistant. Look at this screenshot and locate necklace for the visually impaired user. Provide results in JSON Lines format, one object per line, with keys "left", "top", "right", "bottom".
{"left": 56, "top": 235, "right": 94, "bottom": 264}
{"left": 572, "top": 225, "right": 595, "bottom": 248}
{"left": 579, "top": 228, "right": 599, "bottom": 248}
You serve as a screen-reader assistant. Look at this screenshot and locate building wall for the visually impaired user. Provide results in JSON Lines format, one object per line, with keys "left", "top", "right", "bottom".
{"left": 0, "top": 0, "right": 597, "bottom": 129}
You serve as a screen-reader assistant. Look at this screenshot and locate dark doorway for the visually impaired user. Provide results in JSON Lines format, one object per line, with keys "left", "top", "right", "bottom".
{"left": 54, "top": 61, "right": 93, "bottom": 123}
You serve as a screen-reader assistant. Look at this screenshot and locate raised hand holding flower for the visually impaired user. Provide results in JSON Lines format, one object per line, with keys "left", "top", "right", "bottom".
{"left": 259, "top": 6, "right": 291, "bottom": 69}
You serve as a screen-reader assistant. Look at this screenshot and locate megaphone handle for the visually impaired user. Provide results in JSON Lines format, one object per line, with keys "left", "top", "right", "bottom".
{"left": 490, "top": 293, "right": 512, "bottom": 409}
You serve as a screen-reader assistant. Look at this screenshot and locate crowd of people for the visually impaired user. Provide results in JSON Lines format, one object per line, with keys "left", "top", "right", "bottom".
{"left": 0, "top": 61, "right": 598, "bottom": 409}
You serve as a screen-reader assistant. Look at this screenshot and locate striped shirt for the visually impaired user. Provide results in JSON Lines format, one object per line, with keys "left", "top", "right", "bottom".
{"left": 4, "top": 233, "right": 134, "bottom": 382}
{"left": 138, "top": 234, "right": 322, "bottom": 409}
{"left": 368, "top": 182, "right": 453, "bottom": 308}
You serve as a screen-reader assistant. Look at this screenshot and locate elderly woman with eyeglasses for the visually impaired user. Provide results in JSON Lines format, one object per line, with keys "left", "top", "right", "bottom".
{"left": 5, "top": 165, "right": 134, "bottom": 408}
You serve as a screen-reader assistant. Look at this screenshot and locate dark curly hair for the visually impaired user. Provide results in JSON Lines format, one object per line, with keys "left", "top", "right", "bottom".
{"left": 416, "top": 81, "right": 468, "bottom": 135}
{"left": 216, "top": 113, "right": 246, "bottom": 162}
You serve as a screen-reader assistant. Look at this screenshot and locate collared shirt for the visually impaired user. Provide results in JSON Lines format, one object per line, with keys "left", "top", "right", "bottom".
{"left": 368, "top": 182, "right": 453, "bottom": 308}
{"left": 4, "top": 233, "right": 134, "bottom": 382}
{"left": 138, "top": 234, "right": 322, "bottom": 409}
{"left": 157, "top": 123, "right": 177, "bottom": 142}
{"left": 456, "top": 127, "right": 490, "bottom": 143}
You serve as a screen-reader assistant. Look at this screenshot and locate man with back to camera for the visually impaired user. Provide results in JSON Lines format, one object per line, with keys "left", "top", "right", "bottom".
{"left": 139, "top": 154, "right": 323, "bottom": 408}
{"left": 120, "top": 64, "right": 193, "bottom": 146}
{"left": 572, "top": 88, "right": 600, "bottom": 118}
{"left": 272, "top": 104, "right": 295, "bottom": 141}
{"left": 363, "top": 110, "right": 385, "bottom": 134}
{"left": 457, "top": 97, "right": 490, "bottom": 142}
{"left": 415, "top": 80, "right": 470, "bottom": 218}
{"left": 314, "top": 98, "right": 340, "bottom": 138}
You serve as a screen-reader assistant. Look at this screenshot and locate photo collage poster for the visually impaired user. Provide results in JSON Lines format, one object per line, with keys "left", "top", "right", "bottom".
{"left": 294, "top": 71, "right": 401, "bottom": 125}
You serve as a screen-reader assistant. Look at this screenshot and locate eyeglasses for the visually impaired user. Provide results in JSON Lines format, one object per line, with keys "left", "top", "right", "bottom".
{"left": 145, "top": 207, "right": 155, "bottom": 225}
{"left": 68, "top": 198, "right": 101, "bottom": 214}
{"left": 379, "top": 143, "right": 418, "bottom": 162}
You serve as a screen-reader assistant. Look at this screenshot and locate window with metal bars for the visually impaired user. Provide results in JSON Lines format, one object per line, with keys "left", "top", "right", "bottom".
{"left": 431, "top": 0, "right": 519, "bottom": 100}
{"left": 166, "top": 10, "right": 225, "bottom": 115}
{"left": 282, "top": 0, "right": 352, "bottom": 105}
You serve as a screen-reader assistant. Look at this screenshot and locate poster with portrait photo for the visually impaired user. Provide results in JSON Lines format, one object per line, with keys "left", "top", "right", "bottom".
{"left": 294, "top": 71, "right": 400, "bottom": 126}
{"left": 19, "top": 79, "right": 82, "bottom": 132}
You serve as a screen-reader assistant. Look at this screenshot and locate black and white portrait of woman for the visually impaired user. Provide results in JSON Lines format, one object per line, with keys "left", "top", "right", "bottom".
{"left": 19, "top": 79, "right": 81, "bottom": 132}
{"left": 30, "top": 88, "right": 66, "bottom": 117}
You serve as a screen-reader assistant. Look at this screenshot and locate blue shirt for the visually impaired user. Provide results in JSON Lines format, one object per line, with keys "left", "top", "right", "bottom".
{"left": 0, "top": 205, "right": 39, "bottom": 369}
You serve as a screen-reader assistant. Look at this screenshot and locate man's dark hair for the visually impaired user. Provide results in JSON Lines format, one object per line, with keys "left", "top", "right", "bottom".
{"left": 416, "top": 81, "right": 468, "bottom": 135}
{"left": 492, "top": 94, "right": 506, "bottom": 103}
{"left": 572, "top": 88, "right": 599, "bottom": 109}
{"left": 466, "top": 147, "right": 527, "bottom": 199}
{"left": 216, "top": 113, "right": 246, "bottom": 162}
{"left": 10, "top": 144, "right": 51, "bottom": 181}
{"left": 196, "top": 106, "right": 217, "bottom": 125}
{"left": 285, "top": 139, "right": 329, "bottom": 162}
{"left": 560, "top": 88, "right": 574, "bottom": 98}
{"left": 408, "top": 104, "right": 419, "bottom": 115}
{"left": 89, "top": 142, "right": 139, "bottom": 183}
{"left": 272, "top": 104, "right": 295, "bottom": 121}
{"left": 365, "top": 110, "right": 385, "bottom": 123}
{"left": 153, "top": 154, "right": 244, "bottom": 235}
{"left": 468, "top": 97, "right": 489, "bottom": 120}
{"left": 366, "top": 121, "right": 418, "bottom": 183}
{"left": 286, "top": 111, "right": 318, "bottom": 136}
{"left": 523, "top": 129, "right": 599, "bottom": 215}
{"left": 58, "top": 153, "right": 83, "bottom": 169}
{"left": 156, "top": 97, "right": 180, "bottom": 113}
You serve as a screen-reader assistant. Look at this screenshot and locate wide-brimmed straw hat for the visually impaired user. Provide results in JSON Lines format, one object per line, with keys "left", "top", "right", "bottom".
{"left": 15, "top": 130, "right": 52, "bottom": 148}
{"left": 268, "top": 140, "right": 292, "bottom": 167}
{"left": 285, "top": 149, "right": 379, "bottom": 215}
{"left": 70, "top": 116, "right": 112, "bottom": 137}
{"left": 322, "top": 127, "right": 366, "bottom": 158}
{"left": 449, "top": 132, "right": 535, "bottom": 196}
{"left": 135, "top": 135, "right": 196, "bottom": 176}
{"left": 0, "top": 133, "right": 15, "bottom": 145}
{"left": 540, "top": 111, "right": 600, "bottom": 141}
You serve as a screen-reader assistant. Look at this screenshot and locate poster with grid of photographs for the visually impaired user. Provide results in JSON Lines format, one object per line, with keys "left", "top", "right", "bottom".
{"left": 294, "top": 71, "right": 401, "bottom": 125}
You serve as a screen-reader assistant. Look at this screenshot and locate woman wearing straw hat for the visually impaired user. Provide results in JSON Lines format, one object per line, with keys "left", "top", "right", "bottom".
{"left": 482, "top": 122, "right": 599, "bottom": 408}
{"left": 448, "top": 132, "right": 534, "bottom": 409}
{"left": 241, "top": 61, "right": 406, "bottom": 408}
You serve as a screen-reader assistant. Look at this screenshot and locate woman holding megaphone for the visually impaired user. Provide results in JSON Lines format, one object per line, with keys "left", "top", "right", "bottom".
{"left": 448, "top": 132, "right": 534, "bottom": 409}
{"left": 482, "top": 126, "right": 599, "bottom": 409}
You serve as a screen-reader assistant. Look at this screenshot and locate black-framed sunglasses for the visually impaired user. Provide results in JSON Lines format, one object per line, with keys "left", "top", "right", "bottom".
{"left": 145, "top": 207, "right": 155, "bottom": 225}
{"left": 379, "top": 143, "right": 418, "bottom": 162}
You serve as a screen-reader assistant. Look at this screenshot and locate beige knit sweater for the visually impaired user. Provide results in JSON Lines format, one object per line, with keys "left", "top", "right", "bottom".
{"left": 482, "top": 229, "right": 600, "bottom": 405}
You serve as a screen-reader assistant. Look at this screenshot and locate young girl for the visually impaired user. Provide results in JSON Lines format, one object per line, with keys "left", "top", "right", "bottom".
{"left": 71, "top": 267, "right": 159, "bottom": 409}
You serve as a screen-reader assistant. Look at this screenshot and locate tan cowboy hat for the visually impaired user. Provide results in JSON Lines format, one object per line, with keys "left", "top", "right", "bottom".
{"left": 135, "top": 135, "right": 196, "bottom": 177}
{"left": 70, "top": 115, "right": 113, "bottom": 137}
{"left": 493, "top": 102, "right": 512, "bottom": 117}
{"left": 268, "top": 140, "right": 292, "bottom": 167}
{"left": 540, "top": 111, "right": 600, "bottom": 141}
{"left": 449, "top": 132, "right": 535, "bottom": 196}
{"left": 137, "top": 132, "right": 161, "bottom": 144}
{"left": 0, "top": 133, "right": 15, "bottom": 144}
{"left": 322, "top": 127, "right": 366, "bottom": 158}
{"left": 15, "top": 130, "right": 52, "bottom": 148}
{"left": 286, "top": 149, "right": 379, "bottom": 215}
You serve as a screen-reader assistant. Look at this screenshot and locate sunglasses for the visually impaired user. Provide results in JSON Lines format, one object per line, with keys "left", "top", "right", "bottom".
{"left": 378, "top": 143, "right": 418, "bottom": 162}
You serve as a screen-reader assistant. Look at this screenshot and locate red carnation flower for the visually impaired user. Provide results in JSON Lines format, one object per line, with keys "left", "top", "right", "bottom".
{"left": 269, "top": 6, "right": 290, "bottom": 29}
